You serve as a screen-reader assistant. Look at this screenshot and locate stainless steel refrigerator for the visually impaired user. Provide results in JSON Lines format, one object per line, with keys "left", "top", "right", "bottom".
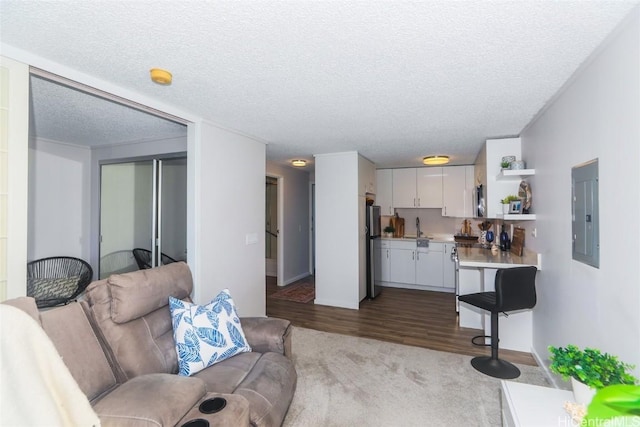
{"left": 366, "top": 205, "right": 382, "bottom": 299}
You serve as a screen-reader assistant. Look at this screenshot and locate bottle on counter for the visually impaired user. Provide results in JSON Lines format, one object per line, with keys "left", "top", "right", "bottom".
{"left": 499, "top": 225, "right": 510, "bottom": 251}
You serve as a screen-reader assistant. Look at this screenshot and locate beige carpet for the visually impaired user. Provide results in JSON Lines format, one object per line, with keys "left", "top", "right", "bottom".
{"left": 283, "top": 327, "right": 550, "bottom": 427}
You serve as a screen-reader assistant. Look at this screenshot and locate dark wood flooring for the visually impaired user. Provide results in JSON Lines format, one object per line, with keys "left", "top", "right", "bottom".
{"left": 266, "top": 276, "right": 537, "bottom": 366}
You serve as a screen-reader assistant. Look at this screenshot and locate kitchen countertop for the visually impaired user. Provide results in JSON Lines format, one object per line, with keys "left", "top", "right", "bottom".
{"left": 380, "top": 233, "right": 455, "bottom": 243}
{"left": 457, "top": 246, "right": 541, "bottom": 269}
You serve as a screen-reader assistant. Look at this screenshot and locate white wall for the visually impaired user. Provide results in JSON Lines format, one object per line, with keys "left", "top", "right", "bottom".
{"left": 266, "top": 161, "right": 311, "bottom": 285}
{"left": 314, "top": 151, "right": 360, "bottom": 309}
{"left": 1, "top": 56, "right": 29, "bottom": 300}
{"left": 521, "top": 8, "right": 640, "bottom": 377}
{"left": 28, "top": 138, "right": 91, "bottom": 261}
{"left": 194, "top": 121, "right": 266, "bottom": 316}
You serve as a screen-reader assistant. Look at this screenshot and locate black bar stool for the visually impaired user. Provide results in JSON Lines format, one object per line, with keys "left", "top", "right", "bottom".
{"left": 458, "top": 266, "right": 537, "bottom": 379}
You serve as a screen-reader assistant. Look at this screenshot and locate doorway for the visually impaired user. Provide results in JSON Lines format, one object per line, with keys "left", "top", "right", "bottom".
{"left": 99, "top": 156, "right": 187, "bottom": 278}
{"left": 265, "top": 176, "right": 278, "bottom": 277}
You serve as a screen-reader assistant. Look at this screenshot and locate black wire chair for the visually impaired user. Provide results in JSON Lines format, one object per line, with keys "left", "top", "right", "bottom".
{"left": 132, "top": 248, "right": 178, "bottom": 270}
{"left": 26, "top": 256, "right": 94, "bottom": 308}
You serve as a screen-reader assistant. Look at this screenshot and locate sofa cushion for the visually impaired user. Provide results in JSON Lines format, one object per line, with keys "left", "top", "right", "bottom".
{"left": 40, "top": 302, "right": 119, "bottom": 402}
{"left": 193, "top": 352, "right": 262, "bottom": 394}
{"left": 84, "top": 278, "right": 181, "bottom": 380}
{"left": 108, "top": 262, "right": 192, "bottom": 323}
{"left": 169, "top": 289, "right": 252, "bottom": 376}
{"left": 92, "top": 373, "right": 206, "bottom": 427}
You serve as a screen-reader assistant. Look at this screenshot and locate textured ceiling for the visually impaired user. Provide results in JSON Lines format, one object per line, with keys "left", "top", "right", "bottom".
{"left": 29, "top": 76, "right": 187, "bottom": 146}
{"left": 1, "top": 1, "right": 637, "bottom": 168}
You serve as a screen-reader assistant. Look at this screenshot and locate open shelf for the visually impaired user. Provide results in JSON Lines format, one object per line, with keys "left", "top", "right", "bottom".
{"left": 496, "top": 213, "right": 537, "bottom": 221}
{"left": 496, "top": 169, "right": 535, "bottom": 180}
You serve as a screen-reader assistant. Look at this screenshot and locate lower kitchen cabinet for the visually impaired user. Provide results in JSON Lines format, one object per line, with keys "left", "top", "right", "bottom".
{"left": 379, "top": 240, "right": 455, "bottom": 292}
{"left": 388, "top": 248, "right": 416, "bottom": 284}
{"left": 376, "top": 241, "right": 391, "bottom": 282}
{"left": 416, "top": 246, "right": 443, "bottom": 288}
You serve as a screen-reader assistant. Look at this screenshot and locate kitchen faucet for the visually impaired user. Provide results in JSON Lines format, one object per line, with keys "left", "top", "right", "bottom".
{"left": 416, "top": 217, "right": 421, "bottom": 237}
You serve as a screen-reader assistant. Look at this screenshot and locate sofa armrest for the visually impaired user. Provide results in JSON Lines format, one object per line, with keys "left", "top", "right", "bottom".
{"left": 177, "top": 393, "right": 250, "bottom": 427}
{"left": 240, "top": 317, "right": 292, "bottom": 357}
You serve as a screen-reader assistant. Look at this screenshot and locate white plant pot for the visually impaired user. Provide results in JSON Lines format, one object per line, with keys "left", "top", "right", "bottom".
{"left": 502, "top": 204, "right": 510, "bottom": 214}
{"left": 571, "top": 377, "right": 596, "bottom": 405}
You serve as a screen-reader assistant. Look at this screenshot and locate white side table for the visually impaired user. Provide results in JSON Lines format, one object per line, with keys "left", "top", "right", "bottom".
{"left": 501, "top": 380, "right": 574, "bottom": 427}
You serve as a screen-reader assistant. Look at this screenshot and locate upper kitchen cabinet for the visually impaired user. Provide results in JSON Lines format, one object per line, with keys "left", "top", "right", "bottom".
{"left": 392, "top": 168, "right": 443, "bottom": 208}
{"left": 442, "top": 165, "right": 475, "bottom": 217}
{"left": 375, "top": 169, "right": 393, "bottom": 215}
{"left": 392, "top": 168, "right": 418, "bottom": 208}
{"left": 416, "top": 167, "right": 443, "bottom": 208}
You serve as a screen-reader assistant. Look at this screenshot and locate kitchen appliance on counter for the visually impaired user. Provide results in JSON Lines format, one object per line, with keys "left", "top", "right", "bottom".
{"left": 366, "top": 205, "right": 382, "bottom": 299}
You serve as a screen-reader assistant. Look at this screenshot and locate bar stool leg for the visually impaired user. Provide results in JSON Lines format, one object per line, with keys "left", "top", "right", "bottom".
{"left": 469, "top": 311, "right": 521, "bottom": 379}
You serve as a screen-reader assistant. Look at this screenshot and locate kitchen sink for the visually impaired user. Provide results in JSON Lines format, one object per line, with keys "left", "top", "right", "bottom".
{"left": 416, "top": 237, "right": 430, "bottom": 248}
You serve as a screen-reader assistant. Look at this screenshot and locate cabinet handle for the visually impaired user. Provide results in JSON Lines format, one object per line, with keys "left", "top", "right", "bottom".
{"left": 413, "top": 198, "right": 416, "bottom": 207}
{"left": 417, "top": 198, "right": 421, "bottom": 207}
{"left": 386, "top": 250, "right": 389, "bottom": 259}
{"left": 412, "top": 251, "right": 415, "bottom": 260}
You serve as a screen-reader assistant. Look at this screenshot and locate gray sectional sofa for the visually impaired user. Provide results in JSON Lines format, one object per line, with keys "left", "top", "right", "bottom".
{"left": 4, "top": 262, "right": 296, "bottom": 426}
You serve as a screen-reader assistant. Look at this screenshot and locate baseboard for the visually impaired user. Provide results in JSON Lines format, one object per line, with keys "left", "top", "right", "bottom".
{"left": 381, "top": 282, "right": 454, "bottom": 293}
{"left": 314, "top": 298, "right": 359, "bottom": 310}
{"left": 531, "top": 345, "right": 564, "bottom": 389}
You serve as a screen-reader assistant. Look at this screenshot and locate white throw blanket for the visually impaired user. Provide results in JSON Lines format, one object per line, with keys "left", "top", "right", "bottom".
{"left": 0, "top": 304, "right": 100, "bottom": 426}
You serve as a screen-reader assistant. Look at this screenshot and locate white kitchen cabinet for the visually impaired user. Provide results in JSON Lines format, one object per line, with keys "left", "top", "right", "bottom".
{"left": 442, "top": 166, "right": 466, "bottom": 217}
{"left": 392, "top": 168, "right": 417, "bottom": 208}
{"left": 389, "top": 248, "right": 415, "bottom": 284}
{"left": 415, "top": 244, "right": 444, "bottom": 288}
{"left": 443, "top": 243, "right": 456, "bottom": 289}
{"left": 442, "top": 165, "right": 475, "bottom": 218}
{"left": 388, "top": 248, "right": 416, "bottom": 284}
{"left": 416, "top": 167, "right": 443, "bottom": 208}
{"left": 379, "top": 240, "right": 454, "bottom": 291}
{"left": 375, "top": 169, "right": 394, "bottom": 215}
{"left": 376, "top": 240, "right": 391, "bottom": 282}
{"left": 392, "top": 167, "right": 443, "bottom": 208}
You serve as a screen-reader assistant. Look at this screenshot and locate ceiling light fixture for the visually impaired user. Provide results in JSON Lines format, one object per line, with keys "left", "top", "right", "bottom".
{"left": 423, "top": 155, "right": 450, "bottom": 166}
{"left": 150, "top": 68, "right": 172, "bottom": 85}
{"left": 291, "top": 159, "right": 307, "bottom": 167}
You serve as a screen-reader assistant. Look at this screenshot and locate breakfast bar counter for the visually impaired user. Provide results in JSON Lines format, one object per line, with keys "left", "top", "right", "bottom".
{"left": 457, "top": 246, "right": 541, "bottom": 269}
{"left": 457, "top": 246, "right": 541, "bottom": 353}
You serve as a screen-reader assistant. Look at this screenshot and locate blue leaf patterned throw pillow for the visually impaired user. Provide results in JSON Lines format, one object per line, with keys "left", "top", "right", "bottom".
{"left": 169, "top": 289, "right": 252, "bottom": 376}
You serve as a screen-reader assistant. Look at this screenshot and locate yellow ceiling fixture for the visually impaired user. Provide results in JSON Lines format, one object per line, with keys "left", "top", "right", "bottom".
{"left": 150, "top": 68, "right": 172, "bottom": 85}
{"left": 291, "top": 159, "right": 307, "bottom": 167}
{"left": 423, "top": 155, "right": 450, "bottom": 166}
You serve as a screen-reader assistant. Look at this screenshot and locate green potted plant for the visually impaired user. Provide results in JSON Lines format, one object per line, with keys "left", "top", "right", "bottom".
{"left": 548, "top": 345, "right": 638, "bottom": 405}
{"left": 501, "top": 160, "right": 511, "bottom": 170}
{"left": 383, "top": 226, "right": 395, "bottom": 237}
{"left": 500, "top": 195, "right": 519, "bottom": 214}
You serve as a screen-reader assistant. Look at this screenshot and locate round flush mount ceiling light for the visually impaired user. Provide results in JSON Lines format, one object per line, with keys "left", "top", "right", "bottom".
{"left": 423, "top": 155, "right": 450, "bottom": 166}
{"left": 291, "top": 159, "right": 307, "bottom": 167}
{"left": 150, "top": 68, "right": 172, "bottom": 85}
